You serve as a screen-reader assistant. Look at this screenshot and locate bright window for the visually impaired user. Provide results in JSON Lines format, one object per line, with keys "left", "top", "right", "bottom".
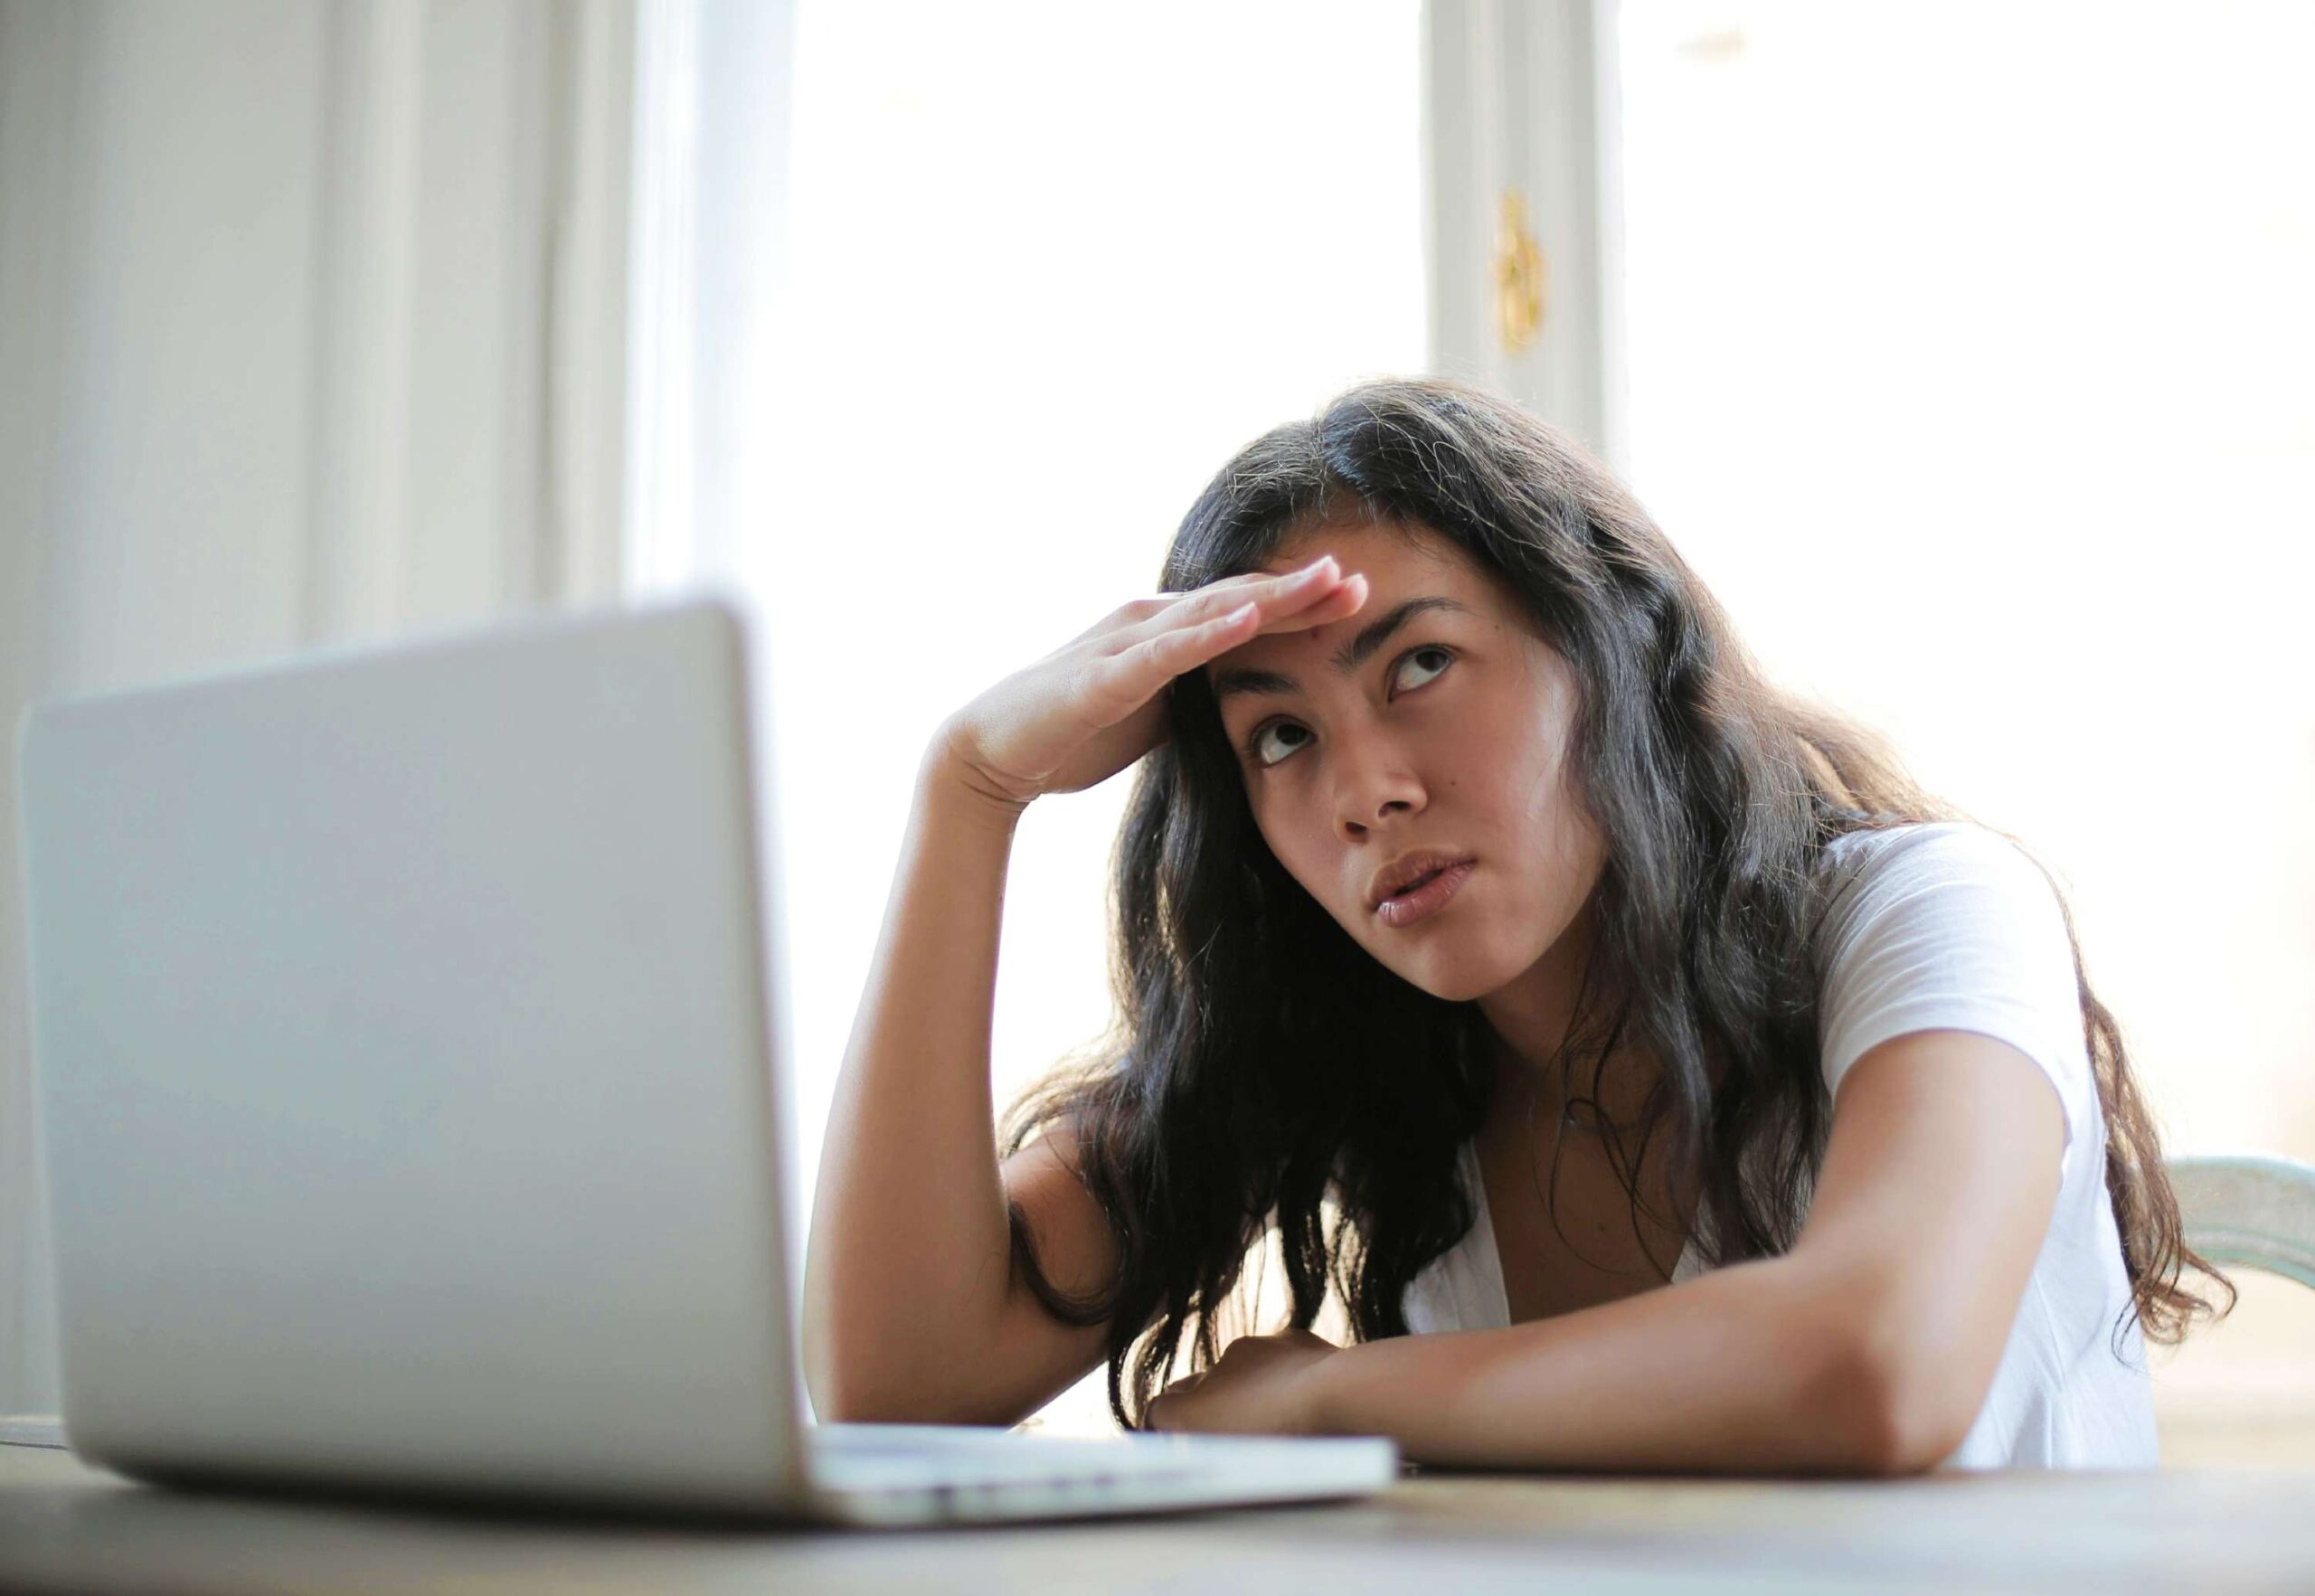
{"left": 1616, "top": 1, "right": 2315, "bottom": 1445}
{"left": 755, "top": 1, "right": 1425, "bottom": 1431}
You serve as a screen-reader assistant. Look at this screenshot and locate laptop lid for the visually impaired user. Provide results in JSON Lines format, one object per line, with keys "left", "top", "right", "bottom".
{"left": 17, "top": 596, "right": 813, "bottom": 1511}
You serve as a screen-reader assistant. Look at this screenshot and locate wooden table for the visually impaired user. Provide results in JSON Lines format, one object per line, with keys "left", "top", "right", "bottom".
{"left": 3, "top": 1442, "right": 2308, "bottom": 1594}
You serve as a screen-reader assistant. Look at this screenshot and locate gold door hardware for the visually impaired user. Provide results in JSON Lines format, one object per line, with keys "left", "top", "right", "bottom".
{"left": 1493, "top": 188, "right": 1546, "bottom": 355}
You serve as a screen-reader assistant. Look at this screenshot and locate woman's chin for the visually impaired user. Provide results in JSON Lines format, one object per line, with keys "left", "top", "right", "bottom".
{"left": 1387, "top": 946, "right": 1521, "bottom": 1005}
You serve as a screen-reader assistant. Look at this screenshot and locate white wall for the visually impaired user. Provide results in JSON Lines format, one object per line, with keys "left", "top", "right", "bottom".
{"left": 751, "top": 0, "right": 1425, "bottom": 1432}
{"left": 1609, "top": 3, "right": 2315, "bottom": 1437}
{"left": 0, "top": 0, "right": 633, "bottom": 1421}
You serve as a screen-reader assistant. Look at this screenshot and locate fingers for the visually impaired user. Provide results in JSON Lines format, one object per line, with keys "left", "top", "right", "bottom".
{"left": 1088, "top": 576, "right": 1338, "bottom": 720}
{"left": 1071, "top": 606, "right": 1248, "bottom": 729}
{"left": 1194, "top": 555, "right": 1346, "bottom": 627}
{"left": 1108, "top": 556, "right": 1365, "bottom": 656}
{"left": 1065, "top": 567, "right": 1311, "bottom": 653}
{"left": 1261, "top": 573, "right": 1367, "bottom": 636}
{"left": 1075, "top": 557, "right": 1368, "bottom": 732}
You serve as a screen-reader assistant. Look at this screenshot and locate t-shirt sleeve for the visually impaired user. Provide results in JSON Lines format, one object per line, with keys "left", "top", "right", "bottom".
{"left": 1813, "top": 823, "right": 2094, "bottom": 1182}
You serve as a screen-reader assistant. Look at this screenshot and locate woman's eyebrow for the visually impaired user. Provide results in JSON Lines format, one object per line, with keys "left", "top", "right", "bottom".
{"left": 1211, "top": 595, "right": 1479, "bottom": 704}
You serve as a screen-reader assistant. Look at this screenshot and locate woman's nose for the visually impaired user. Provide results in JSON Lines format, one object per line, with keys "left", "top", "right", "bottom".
{"left": 1336, "top": 750, "right": 1425, "bottom": 837}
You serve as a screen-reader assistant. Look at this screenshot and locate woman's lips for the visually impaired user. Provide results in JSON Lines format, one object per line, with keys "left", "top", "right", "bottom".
{"left": 1375, "top": 859, "right": 1475, "bottom": 930}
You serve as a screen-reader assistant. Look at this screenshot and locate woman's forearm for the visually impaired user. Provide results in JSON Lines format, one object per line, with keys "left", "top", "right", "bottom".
{"left": 799, "top": 733, "right": 1027, "bottom": 1417}
{"left": 1307, "top": 1255, "right": 1922, "bottom": 1476}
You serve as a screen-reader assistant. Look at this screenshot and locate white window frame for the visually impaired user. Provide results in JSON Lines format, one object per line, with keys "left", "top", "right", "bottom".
{"left": 1424, "top": 0, "right": 1624, "bottom": 470}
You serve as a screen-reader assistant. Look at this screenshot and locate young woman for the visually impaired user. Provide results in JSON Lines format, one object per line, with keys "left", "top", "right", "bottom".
{"left": 800, "top": 377, "right": 2230, "bottom": 1474}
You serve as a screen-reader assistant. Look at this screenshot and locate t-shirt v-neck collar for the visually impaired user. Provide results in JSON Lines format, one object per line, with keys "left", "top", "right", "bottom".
{"left": 1456, "top": 1139, "right": 1706, "bottom": 1330}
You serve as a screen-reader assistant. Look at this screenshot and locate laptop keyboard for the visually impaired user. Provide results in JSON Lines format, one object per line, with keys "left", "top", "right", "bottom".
{"left": 809, "top": 1423, "right": 1204, "bottom": 1491}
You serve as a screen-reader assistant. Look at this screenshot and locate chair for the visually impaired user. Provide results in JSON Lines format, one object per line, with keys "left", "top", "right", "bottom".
{"left": 2167, "top": 1155, "right": 2315, "bottom": 1290}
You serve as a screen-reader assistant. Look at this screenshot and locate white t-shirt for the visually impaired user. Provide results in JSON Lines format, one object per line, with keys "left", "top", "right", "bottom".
{"left": 1400, "top": 821, "right": 2160, "bottom": 1469}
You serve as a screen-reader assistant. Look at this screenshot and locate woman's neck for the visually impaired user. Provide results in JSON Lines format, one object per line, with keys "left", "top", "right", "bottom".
{"left": 1482, "top": 1018, "right": 1661, "bottom": 1138}
{"left": 1478, "top": 898, "right": 1592, "bottom": 1053}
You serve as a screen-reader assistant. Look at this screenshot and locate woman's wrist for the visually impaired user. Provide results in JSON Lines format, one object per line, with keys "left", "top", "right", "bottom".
{"left": 921, "top": 723, "right": 1032, "bottom": 836}
{"left": 1298, "top": 1338, "right": 1365, "bottom": 1438}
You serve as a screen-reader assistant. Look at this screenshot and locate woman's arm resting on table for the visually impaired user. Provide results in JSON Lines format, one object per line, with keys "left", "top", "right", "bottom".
{"left": 1181, "top": 1028, "right": 2065, "bottom": 1476}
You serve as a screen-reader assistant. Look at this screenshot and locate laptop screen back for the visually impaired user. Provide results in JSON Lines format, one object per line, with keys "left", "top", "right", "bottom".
{"left": 17, "top": 599, "right": 808, "bottom": 1507}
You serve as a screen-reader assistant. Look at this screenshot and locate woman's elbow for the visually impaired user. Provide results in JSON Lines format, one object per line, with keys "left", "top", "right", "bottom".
{"left": 1819, "top": 1317, "right": 1977, "bottom": 1478}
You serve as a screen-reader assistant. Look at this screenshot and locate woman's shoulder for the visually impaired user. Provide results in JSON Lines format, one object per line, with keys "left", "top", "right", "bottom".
{"left": 1808, "top": 818, "right": 2077, "bottom": 992}
{"left": 1810, "top": 819, "right": 2063, "bottom": 936}
{"left": 1814, "top": 816, "right": 2043, "bottom": 874}
{"left": 1806, "top": 817, "right": 2094, "bottom": 1168}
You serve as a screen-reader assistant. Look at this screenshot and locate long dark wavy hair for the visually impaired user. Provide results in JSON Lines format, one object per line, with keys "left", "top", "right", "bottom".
{"left": 997, "top": 376, "right": 2231, "bottom": 1431}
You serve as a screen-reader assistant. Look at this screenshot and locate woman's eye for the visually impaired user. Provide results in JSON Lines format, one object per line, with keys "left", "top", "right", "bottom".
{"left": 1250, "top": 722, "right": 1310, "bottom": 769}
{"left": 1396, "top": 646, "right": 1452, "bottom": 692}
{"left": 1244, "top": 647, "right": 1454, "bottom": 770}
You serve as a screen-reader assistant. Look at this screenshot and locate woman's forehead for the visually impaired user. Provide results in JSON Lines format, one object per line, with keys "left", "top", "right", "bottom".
{"left": 1264, "top": 517, "right": 1466, "bottom": 586}
{"left": 1202, "top": 526, "right": 1525, "bottom": 694}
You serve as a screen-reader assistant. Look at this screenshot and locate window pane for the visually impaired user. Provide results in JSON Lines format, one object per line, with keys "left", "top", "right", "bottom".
{"left": 1618, "top": 0, "right": 2315, "bottom": 1445}
{"left": 759, "top": 1, "right": 1423, "bottom": 1431}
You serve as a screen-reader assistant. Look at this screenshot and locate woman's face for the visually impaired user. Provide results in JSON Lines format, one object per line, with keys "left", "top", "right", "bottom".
{"left": 1202, "top": 516, "right": 1607, "bottom": 1005}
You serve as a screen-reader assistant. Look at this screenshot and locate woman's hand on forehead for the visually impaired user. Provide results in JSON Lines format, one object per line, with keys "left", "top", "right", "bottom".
{"left": 940, "top": 555, "right": 1366, "bottom": 810}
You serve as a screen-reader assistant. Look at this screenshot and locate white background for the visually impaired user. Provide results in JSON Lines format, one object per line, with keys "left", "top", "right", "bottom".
{"left": 1614, "top": 1, "right": 2315, "bottom": 1440}
{"left": 751, "top": 0, "right": 1426, "bottom": 1431}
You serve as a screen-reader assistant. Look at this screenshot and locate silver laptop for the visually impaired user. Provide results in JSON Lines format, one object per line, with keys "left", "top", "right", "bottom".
{"left": 14, "top": 594, "right": 1399, "bottom": 1525}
